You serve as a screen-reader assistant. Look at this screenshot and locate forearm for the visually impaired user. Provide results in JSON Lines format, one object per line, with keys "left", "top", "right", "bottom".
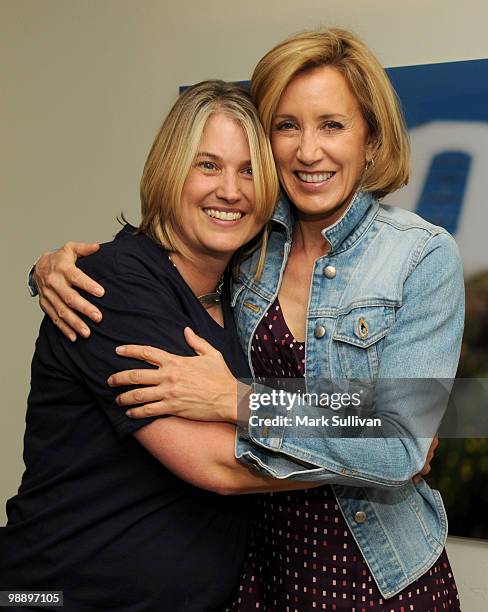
{"left": 133, "top": 416, "right": 320, "bottom": 495}
{"left": 245, "top": 378, "right": 444, "bottom": 486}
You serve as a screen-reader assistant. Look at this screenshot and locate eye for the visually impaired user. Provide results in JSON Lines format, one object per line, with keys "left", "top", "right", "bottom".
{"left": 322, "top": 120, "right": 343, "bottom": 131}
{"left": 197, "top": 160, "right": 219, "bottom": 172}
{"left": 274, "top": 120, "right": 297, "bottom": 131}
{"left": 241, "top": 166, "right": 253, "bottom": 177}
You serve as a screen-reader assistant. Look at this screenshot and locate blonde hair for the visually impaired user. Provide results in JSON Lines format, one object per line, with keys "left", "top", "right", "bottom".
{"left": 251, "top": 28, "right": 410, "bottom": 198}
{"left": 139, "top": 80, "right": 279, "bottom": 276}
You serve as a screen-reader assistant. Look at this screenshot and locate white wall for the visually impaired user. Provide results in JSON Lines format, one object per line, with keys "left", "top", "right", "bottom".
{"left": 447, "top": 537, "right": 488, "bottom": 611}
{"left": 2, "top": 1, "right": 487, "bottom": 609}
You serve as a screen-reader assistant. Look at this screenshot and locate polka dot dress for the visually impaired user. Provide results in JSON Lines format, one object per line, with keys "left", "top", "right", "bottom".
{"left": 251, "top": 301, "right": 305, "bottom": 378}
{"left": 232, "top": 299, "right": 460, "bottom": 611}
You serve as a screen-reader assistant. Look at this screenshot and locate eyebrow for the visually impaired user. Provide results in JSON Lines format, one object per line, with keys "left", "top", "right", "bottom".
{"left": 274, "top": 113, "right": 349, "bottom": 120}
{"left": 196, "top": 152, "right": 222, "bottom": 161}
{"left": 195, "top": 152, "right": 252, "bottom": 165}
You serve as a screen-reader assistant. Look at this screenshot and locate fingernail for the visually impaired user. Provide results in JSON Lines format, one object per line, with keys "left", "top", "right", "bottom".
{"left": 81, "top": 327, "right": 90, "bottom": 338}
{"left": 92, "top": 312, "right": 102, "bottom": 322}
{"left": 107, "top": 376, "right": 113, "bottom": 386}
{"left": 69, "top": 334, "right": 76, "bottom": 343}
{"left": 125, "top": 410, "right": 133, "bottom": 418}
{"left": 116, "top": 346, "right": 125, "bottom": 354}
{"left": 94, "top": 288, "right": 104, "bottom": 297}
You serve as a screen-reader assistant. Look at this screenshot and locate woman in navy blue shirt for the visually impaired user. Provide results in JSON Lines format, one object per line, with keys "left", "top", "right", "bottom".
{"left": 1, "top": 80, "right": 327, "bottom": 611}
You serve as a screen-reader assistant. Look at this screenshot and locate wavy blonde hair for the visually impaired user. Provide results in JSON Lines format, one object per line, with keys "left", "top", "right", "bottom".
{"left": 139, "top": 80, "right": 279, "bottom": 276}
{"left": 251, "top": 28, "right": 410, "bottom": 198}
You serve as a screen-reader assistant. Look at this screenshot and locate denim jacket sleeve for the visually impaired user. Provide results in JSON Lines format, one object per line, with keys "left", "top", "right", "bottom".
{"left": 243, "top": 231, "right": 465, "bottom": 486}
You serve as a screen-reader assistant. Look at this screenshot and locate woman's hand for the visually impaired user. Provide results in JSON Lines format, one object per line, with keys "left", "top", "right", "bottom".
{"left": 412, "top": 434, "right": 439, "bottom": 484}
{"left": 108, "top": 327, "right": 242, "bottom": 423}
{"left": 34, "top": 242, "right": 105, "bottom": 341}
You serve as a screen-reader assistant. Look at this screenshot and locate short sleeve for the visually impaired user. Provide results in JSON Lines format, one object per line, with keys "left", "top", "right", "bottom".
{"left": 48, "top": 239, "right": 196, "bottom": 439}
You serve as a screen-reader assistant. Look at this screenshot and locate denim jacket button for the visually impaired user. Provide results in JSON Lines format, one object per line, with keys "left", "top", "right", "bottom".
{"left": 354, "top": 511, "right": 367, "bottom": 524}
{"left": 314, "top": 325, "right": 326, "bottom": 339}
{"left": 324, "top": 265, "right": 336, "bottom": 279}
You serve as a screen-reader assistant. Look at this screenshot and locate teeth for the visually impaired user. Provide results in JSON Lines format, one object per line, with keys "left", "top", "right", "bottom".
{"left": 297, "top": 171, "right": 335, "bottom": 183}
{"left": 204, "top": 209, "right": 243, "bottom": 221}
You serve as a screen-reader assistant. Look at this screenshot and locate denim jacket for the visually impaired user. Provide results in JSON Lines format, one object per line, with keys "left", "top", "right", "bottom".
{"left": 232, "top": 190, "right": 464, "bottom": 598}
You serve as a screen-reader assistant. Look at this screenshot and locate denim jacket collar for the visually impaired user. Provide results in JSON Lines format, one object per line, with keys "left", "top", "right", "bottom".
{"left": 270, "top": 190, "right": 294, "bottom": 240}
{"left": 271, "top": 189, "right": 378, "bottom": 254}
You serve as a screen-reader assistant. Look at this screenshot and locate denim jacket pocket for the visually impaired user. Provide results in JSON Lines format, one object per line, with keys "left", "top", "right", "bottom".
{"left": 333, "top": 306, "right": 395, "bottom": 378}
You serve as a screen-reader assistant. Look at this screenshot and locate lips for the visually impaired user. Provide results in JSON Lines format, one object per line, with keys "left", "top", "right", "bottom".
{"left": 203, "top": 208, "right": 244, "bottom": 221}
{"left": 296, "top": 171, "right": 336, "bottom": 183}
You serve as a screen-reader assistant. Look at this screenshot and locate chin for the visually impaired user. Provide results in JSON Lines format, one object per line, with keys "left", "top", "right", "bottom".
{"left": 290, "top": 189, "right": 350, "bottom": 219}
{"left": 293, "top": 195, "right": 336, "bottom": 216}
{"left": 203, "top": 242, "right": 241, "bottom": 258}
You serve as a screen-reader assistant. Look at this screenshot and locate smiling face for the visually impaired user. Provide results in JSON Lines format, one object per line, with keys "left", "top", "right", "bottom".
{"left": 176, "top": 112, "right": 262, "bottom": 260}
{"left": 271, "top": 65, "right": 375, "bottom": 226}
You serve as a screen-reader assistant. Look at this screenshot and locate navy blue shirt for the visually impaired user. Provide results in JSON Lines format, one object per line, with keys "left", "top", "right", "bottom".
{"left": 0, "top": 226, "right": 251, "bottom": 611}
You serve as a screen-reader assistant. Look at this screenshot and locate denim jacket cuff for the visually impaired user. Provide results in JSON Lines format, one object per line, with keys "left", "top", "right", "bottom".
{"left": 235, "top": 427, "right": 348, "bottom": 482}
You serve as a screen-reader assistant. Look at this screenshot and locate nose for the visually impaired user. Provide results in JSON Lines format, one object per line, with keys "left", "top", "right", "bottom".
{"left": 215, "top": 171, "right": 242, "bottom": 203}
{"left": 297, "top": 129, "right": 322, "bottom": 166}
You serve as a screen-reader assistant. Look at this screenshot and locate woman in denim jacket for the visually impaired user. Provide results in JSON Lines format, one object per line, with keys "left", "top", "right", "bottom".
{"left": 32, "top": 29, "right": 463, "bottom": 610}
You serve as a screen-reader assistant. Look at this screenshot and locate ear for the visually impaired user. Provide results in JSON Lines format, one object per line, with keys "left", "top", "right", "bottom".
{"left": 365, "top": 133, "right": 378, "bottom": 165}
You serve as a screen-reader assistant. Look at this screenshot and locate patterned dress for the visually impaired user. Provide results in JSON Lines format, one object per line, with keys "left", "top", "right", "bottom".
{"left": 232, "top": 299, "right": 460, "bottom": 611}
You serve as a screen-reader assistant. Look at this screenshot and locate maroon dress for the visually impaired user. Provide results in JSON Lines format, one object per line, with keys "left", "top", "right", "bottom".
{"left": 232, "top": 299, "right": 460, "bottom": 611}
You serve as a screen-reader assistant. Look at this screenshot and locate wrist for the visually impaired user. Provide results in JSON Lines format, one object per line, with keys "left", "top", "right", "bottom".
{"left": 235, "top": 382, "right": 253, "bottom": 427}
{"left": 217, "top": 376, "right": 238, "bottom": 424}
{"left": 27, "top": 263, "right": 39, "bottom": 297}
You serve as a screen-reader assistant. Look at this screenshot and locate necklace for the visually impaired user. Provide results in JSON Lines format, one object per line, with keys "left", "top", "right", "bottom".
{"left": 167, "top": 253, "right": 224, "bottom": 308}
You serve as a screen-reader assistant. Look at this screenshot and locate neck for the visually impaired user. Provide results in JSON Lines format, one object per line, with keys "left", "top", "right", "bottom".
{"left": 292, "top": 214, "right": 331, "bottom": 259}
{"left": 288, "top": 186, "right": 361, "bottom": 258}
{"left": 170, "top": 251, "right": 228, "bottom": 297}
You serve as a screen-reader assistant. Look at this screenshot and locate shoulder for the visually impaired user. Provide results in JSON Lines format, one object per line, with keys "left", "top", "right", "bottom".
{"left": 78, "top": 225, "right": 170, "bottom": 283}
{"left": 376, "top": 204, "right": 449, "bottom": 237}
{"left": 76, "top": 225, "right": 178, "bottom": 310}
{"left": 374, "top": 205, "right": 461, "bottom": 269}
